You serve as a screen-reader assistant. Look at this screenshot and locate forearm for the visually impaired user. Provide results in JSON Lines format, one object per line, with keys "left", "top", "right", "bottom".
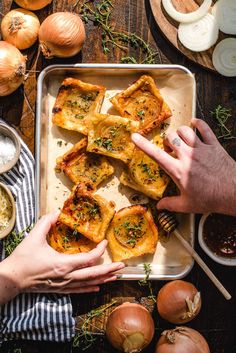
{"left": 0, "top": 257, "right": 21, "bottom": 305}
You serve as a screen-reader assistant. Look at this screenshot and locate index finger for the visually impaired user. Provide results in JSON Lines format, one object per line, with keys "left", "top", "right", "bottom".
{"left": 131, "top": 133, "right": 179, "bottom": 177}
{"left": 65, "top": 239, "right": 108, "bottom": 270}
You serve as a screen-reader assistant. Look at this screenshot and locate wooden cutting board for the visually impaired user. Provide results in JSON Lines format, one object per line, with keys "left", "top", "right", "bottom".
{"left": 149, "top": 0, "right": 226, "bottom": 72}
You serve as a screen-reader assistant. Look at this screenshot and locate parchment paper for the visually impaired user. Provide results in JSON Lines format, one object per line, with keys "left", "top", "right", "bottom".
{"left": 40, "top": 67, "right": 196, "bottom": 278}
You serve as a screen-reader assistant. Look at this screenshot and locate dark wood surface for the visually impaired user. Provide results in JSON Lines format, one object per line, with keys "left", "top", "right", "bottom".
{"left": 0, "top": 1, "right": 236, "bottom": 353}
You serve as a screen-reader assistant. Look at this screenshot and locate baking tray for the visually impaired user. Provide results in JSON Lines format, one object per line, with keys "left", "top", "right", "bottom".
{"left": 36, "top": 64, "right": 196, "bottom": 280}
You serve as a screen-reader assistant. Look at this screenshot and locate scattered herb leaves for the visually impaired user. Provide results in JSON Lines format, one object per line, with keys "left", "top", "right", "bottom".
{"left": 4, "top": 225, "right": 33, "bottom": 256}
{"left": 76, "top": 0, "right": 159, "bottom": 64}
{"left": 138, "top": 263, "right": 156, "bottom": 303}
{"left": 210, "top": 105, "right": 236, "bottom": 141}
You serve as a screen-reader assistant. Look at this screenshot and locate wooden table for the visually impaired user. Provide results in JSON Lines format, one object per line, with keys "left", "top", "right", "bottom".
{"left": 0, "top": 1, "right": 235, "bottom": 352}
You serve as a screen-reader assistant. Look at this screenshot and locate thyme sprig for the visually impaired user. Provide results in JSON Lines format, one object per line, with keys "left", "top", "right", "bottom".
{"left": 4, "top": 225, "right": 33, "bottom": 257}
{"left": 73, "top": 300, "right": 117, "bottom": 350}
{"left": 76, "top": 0, "right": 158, "bottom": 64}
{"left": 210, "top": 105, "right": 236, "bottom": 141}
{"left": 138, "top": 263, "right": 156, "bottom": 303}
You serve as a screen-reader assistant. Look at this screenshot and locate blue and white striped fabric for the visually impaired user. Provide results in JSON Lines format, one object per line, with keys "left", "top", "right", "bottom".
{"left": 0, "top": 121, "right": 75, "bottom": 343}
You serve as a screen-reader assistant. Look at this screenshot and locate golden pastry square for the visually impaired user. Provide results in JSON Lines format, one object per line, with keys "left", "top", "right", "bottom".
{"left": 120, "top": 134, "right": 170, "bottom": 200}
{"left": 52, "top": 77, "right": 106, "bottom": 135}
{"left": 110, "top": 75, "right": 172, "bottom": 134}
{"left": 47, "top": 221, "right": 96, "bottom": 254}
{"left": 87, "top": 113, "right": 140, "bottom": 163}
{"left": 59, "top": 183, "right": 115, "bottom": 243}
{"left": 107, "top": 205, "right": 158, "bottom": 262}
{"left": 56, "top": 137, "right": 114, "bottom": 189}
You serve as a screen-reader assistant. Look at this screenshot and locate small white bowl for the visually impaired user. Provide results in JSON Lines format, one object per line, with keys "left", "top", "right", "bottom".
{"left": 0, "top": 123, "right": 21, "bottom": 174}
{"left": 0, "top": 182, "right": 16, "bottom": 239}
{"left": 198, "top": 213, "right": 236, "bottom": 266}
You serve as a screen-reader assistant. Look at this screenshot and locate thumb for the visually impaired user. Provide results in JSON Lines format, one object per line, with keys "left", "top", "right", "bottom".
{"left": 157, "top": 196, "right": 188, "bottom": 213}
{"left": 29, "top": 212, "right": 60, "bottom": 240}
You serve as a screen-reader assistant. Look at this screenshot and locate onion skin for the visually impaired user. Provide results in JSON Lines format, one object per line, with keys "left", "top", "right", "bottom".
{"left": 39, "top": 12, "right": 86, "bottom": 58}
{"left": 155, "top": 327, "right": 210, "bottom": 353}
{"left": 0, "top": 41, "right": 26, "bottom": 97}
{"left": 157, "top": 280, "right": 201, "bottom": 324}
{"left": 1, "top": 9, "right": 40, "bottom": 50}
{"left": 14, "top": 0, "right": 52, "bottom": 10}
{"left": 106, "top": 302, "right": 155, "bottom": 353}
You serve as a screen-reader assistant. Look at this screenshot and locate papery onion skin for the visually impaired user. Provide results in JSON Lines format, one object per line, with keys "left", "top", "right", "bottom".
{"left": 155, "top": 327, "right": 210, "bottom": 353}
{"left": 39, "top": 12, "right": 86, "bottom": 59}
{"left": 1, "top": 9, "right": 40, "bottom": 50}
{"left": 0, "top": 41, "right": 26, "bottom": 97}
{"left": 157, "top": 280, "right": 201, "bottom": 324}
{"left": 14, "top": 0, "right": 52, "bottom": 10}
{"left": 106, "top": 302, "right": 155, "bottom": 353}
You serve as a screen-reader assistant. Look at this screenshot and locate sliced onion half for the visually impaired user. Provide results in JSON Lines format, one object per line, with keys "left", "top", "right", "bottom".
{"left": 212, "top": 0, "right": 236, "bottom": 35}
{"left": 178, "top": 13, "right": 219, "bottom": 52}
{"left": 212, "top": 38, "right": 236, "bottom": 77}
{"left": 162, "top": 0, "right": 212, "bottom": 23}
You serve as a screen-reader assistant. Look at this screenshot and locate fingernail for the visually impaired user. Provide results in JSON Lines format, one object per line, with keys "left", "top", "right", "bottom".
{"left": 117, "top": 262, "right": 125, "bottom": 269}
{"left": 131, "top": 133, "right": 141, "bottom": 143}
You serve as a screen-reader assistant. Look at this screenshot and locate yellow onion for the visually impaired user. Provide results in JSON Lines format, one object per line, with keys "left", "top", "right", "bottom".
{"left": 155, "top": 327, "right": 210, "bottom": 353}
{"left": 106, "top": 302, "right": 155, "bottom": 353}
{"left": 157, "top": 280, "right": 201, "bottom": 324}
{"left": 0, "top": 41, "right": 26, "bottom": 96}
{"left": 39, "top": 12, "right": 86, "bottom": 58}
{"left": 14, "top": 0, "right": 52, "bottom": 10}
{"left": 1, "top": 9, "right": 40, "bottom": 50}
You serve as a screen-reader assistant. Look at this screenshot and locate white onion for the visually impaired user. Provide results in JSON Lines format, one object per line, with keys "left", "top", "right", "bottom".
{"left": 178, "top": 13, "right": 219, "bottom": 52}
{"left": 212, "top": 0, "right": 236, "bottom": 35}
{"left": 212, "top": 38, "right": 236, "bottom": 77}
{"left": 14, "top": 0, "right": 52, "bottom": 10}
{"left": 39, "top": 12, "right": 86, "bottom": 58}
{"left": 1, "top": 8, "right": 40, "bottom": 50}
{"left": 162, "top": 0, "right": 212, "bottom": 23}
{"left": 0, "top": 41, "right": 26, "bottom": 96}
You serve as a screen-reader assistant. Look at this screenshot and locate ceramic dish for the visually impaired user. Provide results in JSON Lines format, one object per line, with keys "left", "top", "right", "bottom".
{"left": 198, "top": 213, "right": 236, "bottom": 266}
{"left": 0, "top": 124, "right": 21, "bottom": 174}
{"left": 0, "top": 182, "right": 16, "bottom": 239}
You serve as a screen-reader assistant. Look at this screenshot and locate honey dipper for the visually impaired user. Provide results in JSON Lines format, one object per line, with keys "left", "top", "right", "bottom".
{"left": 157, "top": 211, "right": 232, "bottom": 300}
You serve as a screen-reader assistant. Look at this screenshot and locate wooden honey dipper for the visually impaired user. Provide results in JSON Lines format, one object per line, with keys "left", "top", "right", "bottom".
{"left": 157, "top": 211, "right": 232, "bottom": 300}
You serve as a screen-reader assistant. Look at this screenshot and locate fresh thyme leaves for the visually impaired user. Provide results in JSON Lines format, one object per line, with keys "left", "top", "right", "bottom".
{"left": 138, "top": 263, "right": 156, "bottom": 303}
{"left": 123, "top": 221, "right": 143, "bottom": 247}
{"left": 57, "top": 140, "right": 63, "bottom": 147}
{"left": 73, "top": 300, "right": 117, "bottom": 350}
{"left": 94, "top": 137, "right": 113, "bottom": 150}
{"left": 87, "top": 203, "right": 100, "bottom": 217}
{"left": 4, "top": 225, "right": 33, "bottom": 256}
{"left": 210, "top": 105, "right": 236, "bottom": 141}
{"left": 78, "top": 0, "right": 158, "bottom": 64}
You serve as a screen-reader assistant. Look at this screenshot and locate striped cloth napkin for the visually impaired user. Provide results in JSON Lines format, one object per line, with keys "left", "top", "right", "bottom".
{"left": 0, "top": 121, "right": 75, "bottom": 343}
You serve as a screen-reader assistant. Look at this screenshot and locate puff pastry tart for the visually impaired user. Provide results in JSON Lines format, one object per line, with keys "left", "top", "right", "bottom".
{"left": 59, "top": 183, "right": 115, "bottom": 243}
{"left": 107, "top": 205, "right": 158, "bottom": 262}
{"left": 52, "top": 78, "right": 105, "bottom": 135}
{"left": 110, "top": 75, "right": 172, "bottom": 134}
{"left": 120, "top": 134, "right": 170, "bottom": 200}
{"left": 56, "top": 137, "right": 114, "bottom": 189}
{"left": 47, "top": 221, "right": 96, "bottom": 254}
{"left": 87, "top": 113, "right": 140, "bottom": 163}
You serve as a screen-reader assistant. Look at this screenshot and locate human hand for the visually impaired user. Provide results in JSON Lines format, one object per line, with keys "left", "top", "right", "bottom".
{"left": 132, "top": 118, "right": 236, "bottom": 216}
{"left": 0, "top": 213, "right": 124, "bottom": 302}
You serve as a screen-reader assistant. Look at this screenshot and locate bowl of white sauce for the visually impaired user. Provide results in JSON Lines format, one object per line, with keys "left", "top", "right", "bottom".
{"left": 0, "top": 123, "right": 21, "bottom": 174}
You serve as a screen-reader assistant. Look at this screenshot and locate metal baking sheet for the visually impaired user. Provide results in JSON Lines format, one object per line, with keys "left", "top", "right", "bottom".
{"left": 36, "top": 64, "right": 196, "bottom": 280}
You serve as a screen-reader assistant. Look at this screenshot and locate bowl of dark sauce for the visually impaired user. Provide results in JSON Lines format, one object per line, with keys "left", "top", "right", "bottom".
{"left": 198, "top": 213, "right": 236, "bottom": 266}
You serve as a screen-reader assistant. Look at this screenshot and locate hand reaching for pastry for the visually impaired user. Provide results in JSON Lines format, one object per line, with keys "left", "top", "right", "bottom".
{"left": 0, "top": 213, "right": 124, "bottom": 305}
{"left": 132, "top": 118, "right": 236, "bottom": 216}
